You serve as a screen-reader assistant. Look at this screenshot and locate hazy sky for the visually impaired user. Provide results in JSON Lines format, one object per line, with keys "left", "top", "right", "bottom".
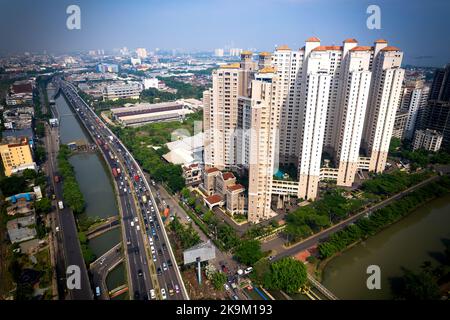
{"left": 0, "top": 0, "right": 449, "bottom": 66}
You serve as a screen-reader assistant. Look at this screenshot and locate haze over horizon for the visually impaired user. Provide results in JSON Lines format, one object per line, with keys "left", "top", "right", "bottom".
{"left": 0, "top": 0, "right": 449, "bottom": 67}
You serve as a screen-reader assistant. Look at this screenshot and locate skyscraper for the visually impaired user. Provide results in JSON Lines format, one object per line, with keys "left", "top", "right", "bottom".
{"left": 203, "top": 38, "right": 404, "bottom": 222}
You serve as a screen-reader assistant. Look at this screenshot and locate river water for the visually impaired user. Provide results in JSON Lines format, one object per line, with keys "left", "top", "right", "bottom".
{"left": 52, "top": 89, "right": 126, "bottom": 293}
{"left": 320, "top": 193, "right": 450, "bottom": 300}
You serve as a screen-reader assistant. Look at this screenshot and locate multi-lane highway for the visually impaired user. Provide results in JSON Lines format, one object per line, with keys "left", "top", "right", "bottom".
{"left": 56, "top": 78, "right": 188, "bottom": 300}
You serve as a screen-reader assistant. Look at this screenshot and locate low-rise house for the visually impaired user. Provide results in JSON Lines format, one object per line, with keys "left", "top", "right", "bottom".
{"left": 182, "top": 163, "right": 202, "bottom": 186}
{"left": 7, "top": 214, "right": 37, "bottom": 244}
{"left": 225, "top": 184, "right": 246, "bottom": 215}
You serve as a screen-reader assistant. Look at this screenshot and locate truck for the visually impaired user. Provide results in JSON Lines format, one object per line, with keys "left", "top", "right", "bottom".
{"left": 112, "top": 168, "right": 118, "bottom": 178}
{"left": 54, "top": 175, "right": 60, "bottom": 183}
{"left": 142, "top": 195, "right": 147, "bottom": 204}
{"left": 58, "top": 201, "right": 64, "bottom": 210}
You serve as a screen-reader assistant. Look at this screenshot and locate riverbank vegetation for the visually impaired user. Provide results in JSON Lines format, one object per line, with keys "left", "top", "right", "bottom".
{"left": 318, "top": 176, "right": 450, "bottom": 259}
{"left": 391, "top": 240, "right": 450, "bottom": 300}
{"left": 284, "top": 189, "right": 364, "bottom": 243}
{"left": 57, "top": 145, "right": 85, "bottom": 214}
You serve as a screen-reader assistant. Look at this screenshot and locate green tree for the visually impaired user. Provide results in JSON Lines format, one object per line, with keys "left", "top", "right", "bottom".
{"left": 211, "top": 271, "right": 227, "bottom": 290}
{"left": 234, "top": 240, "right": 264, "bottom": 266}
{"left": 265, "top": 257, "right": 307, "bottom": 294}
{"left": 392, "top": 267, "right": 440, "bottom": 300}
{"left": 35, "top": 198, "right": 52, "bottom": 214}
{"left": 181, "top": 187, "right": 190, "bottom": 199}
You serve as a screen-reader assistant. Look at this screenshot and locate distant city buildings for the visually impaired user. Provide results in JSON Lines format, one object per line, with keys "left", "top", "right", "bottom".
{"left": 204, "top": 38, "right": 405, "bottom": 223}
{"left": 229, "top": 48, "right": 243, "bottom": 57}
{"left": 413, "top": 129, "right": 443, "bottom": 152}
{"left": 399, "top": 79, "right": 429, "bottom": 140}
{"left": 103, "top": 82, "right": 143, "bottom": 101}
{"left": 214, "top": 48, "right": 224, "bottom": 57}
{"left": 417, "top": 64, "right": 450, "bottom": 150}
{"left": 97, "top": 63, "right": 119, "bottom": 73}
{"left": 136, "top": 48, "right": 148, "bottom": 59}
{"left": 142, "top": 77, "right": 159, "bottom": 89}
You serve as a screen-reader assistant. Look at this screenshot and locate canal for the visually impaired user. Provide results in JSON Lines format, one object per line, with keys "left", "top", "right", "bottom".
{"left": 52, "top": 88, "right": 126, "bottom": 295}
{"left": 320, "top": 193, "right": 450, "bottom": 299}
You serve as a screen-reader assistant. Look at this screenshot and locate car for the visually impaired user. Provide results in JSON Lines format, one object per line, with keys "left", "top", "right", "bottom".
{"left": 138, "top": 269, "right": 143, "bottom": 277}
{"left": 149, "top": 289, "right": 156, "bottom": 300}
{"left": 186, "top": 216, "right": 191, "bottom": 222}
{"left": 231, "top": 282, "right": 237, "bottom": 289}
{"left": 221, "top": 265, "right": 228, "bottom": 273}
{"left": 268, "top": 255, "right": 274, "bottom": 261}
{"left": 152, "top": 254, "right": 157, "bottom": 262}
{"left": 157, "top": 267, "right": 162, "bottom": 275}
{"left": 154, "top": 234, "right": 159, "bottom": 241}
{"left": 149, "top": 238, "right": 154, "bottom": 245}
{"left": 224, "top": 283, "right": 230, "bottom": 291}
{"left": 130, "top": 221, "right": 134, "bottom": 227}
{"left": 161, "top": 289, "right": 167, "bottom": 300}
{"left": 232, "top": 295, "right": 239, "bottom": 300}
{"left": 134, "top": 291, "right": 140, "bottom": 300}
{"left": 95, "top": 286, "right": 101, "bottom": 297}
{"left": 167, "top": 259, "right": 173, "bottom": 267}
{"left": 174, "top": 284, "right": 180, "bottom": 294}
{"left": 158, "top": 249, "right": 163, "bottom": 256}
{"left": 134, "top": 247, "right": 139, "bottom": 255}
{"left": 237, "top": 269, "right": 244, "bottom": 276}
{"left": 55, "top": 226, "right": 60, "bottom": 232}
{"left": 162, "top": 262, "right": 168, "bottom": 271}
{"left": 136, "top": 225, "right": 140, "bottom": 231}
{"left": 151, "top": 245, "right": 155, "bottom": 253}
{"left": 134, "top": 217, "right": 138, "bottom": 222}
{"left": 168, "top": 286, "right": 175, "bottom": 296}
{"left": 244, "top": 267, "right": 253, "bottom": 274}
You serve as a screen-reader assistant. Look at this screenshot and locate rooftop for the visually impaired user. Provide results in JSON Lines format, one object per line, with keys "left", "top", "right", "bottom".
{"left": 222, "top": 172, "right": 235, "bottom": 180}
{"left": 205, "top": 167, "right": 219, "bottom": 174}
{"left": 375, "top": 39, "right": 388, "bottom": 43}
{"left": 276, "top": 45, "right": 291, "bottom": 51}
{"left": 258, "top": 66, "right": 276, "bottom": 74}
{"left": 259, "top": 52, "right": 271, "bottom": 57}
{"left": 306, "top": 37, "right": 321, "bottom": 42}
{"left": 343, "top": 38, "right": 358, "bottom": 43}
{"left": 312, "top": 45, "right": 342, "bottom": 52}
{"left": 227, "top": 184, "right": 245, "bottom": 192}
{"left": 380, "top": 46, "right": 400, "bottom": 52}
{"left": 350, "top": 46, "right": 373, "bottom": 52}
{"left": 205, "top": 194, "right": 223, "bottom": 205}
{"left": 220, "top": 63, "right": 241, "bottom": 69}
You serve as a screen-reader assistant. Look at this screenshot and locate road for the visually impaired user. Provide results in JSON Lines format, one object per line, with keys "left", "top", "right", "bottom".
{"left": 266, "top": 174, "right": 441, "bottom": 261}
{"left": 56, "top": 78, "right": 188, "bottom": 300}
{"left": 90, "top": 243, "right": 123, "bottom": 300}
{"left": 44, "top": 116, "right": 93, "bottom": 300}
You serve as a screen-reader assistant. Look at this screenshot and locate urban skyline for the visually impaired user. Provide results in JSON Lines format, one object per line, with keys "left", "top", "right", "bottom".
{"left": 0, "top": 0, "right": 449, "bottom": 67}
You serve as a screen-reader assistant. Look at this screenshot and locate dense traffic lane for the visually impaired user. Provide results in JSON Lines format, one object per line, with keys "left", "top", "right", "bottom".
{"left": 57, "top": 82, "right": 153, "bottom": 300}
